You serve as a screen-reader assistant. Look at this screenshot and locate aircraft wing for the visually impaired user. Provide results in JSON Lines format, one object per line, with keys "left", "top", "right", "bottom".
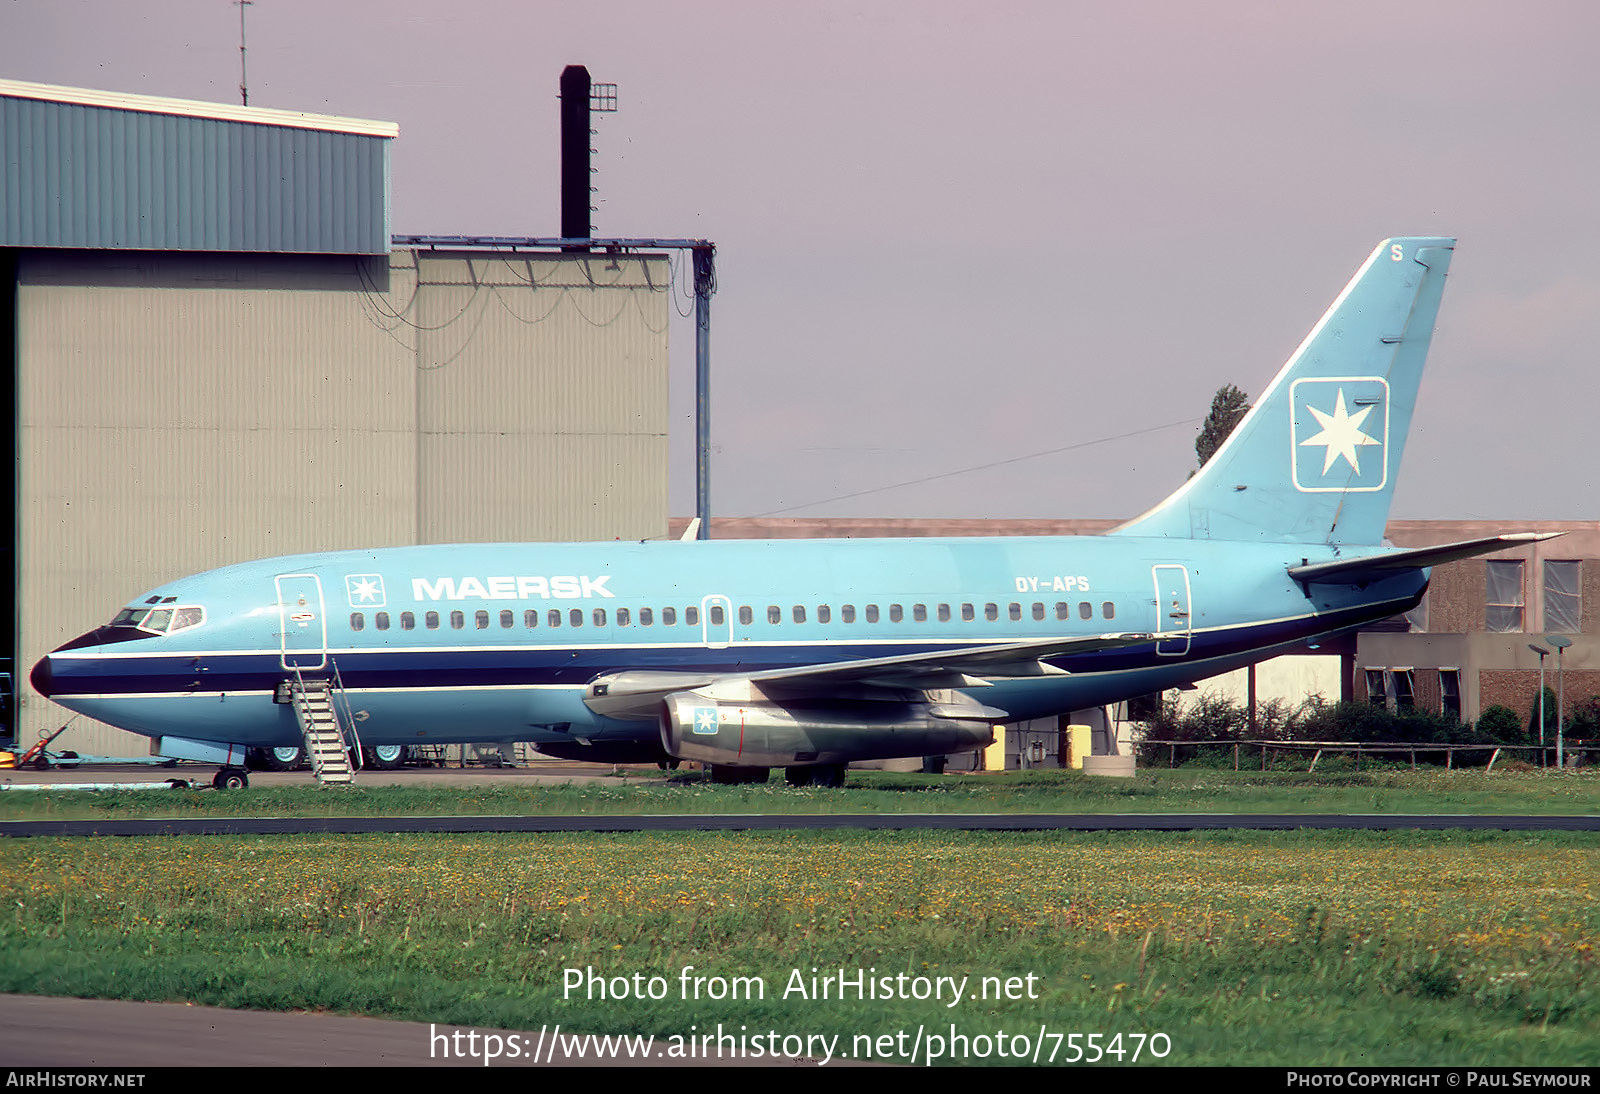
{"left": 583, "top": 631, "right": 1155, "bottom": 719}
{"left": 1287, "top": 533, "right": 1563, "bottom": 586}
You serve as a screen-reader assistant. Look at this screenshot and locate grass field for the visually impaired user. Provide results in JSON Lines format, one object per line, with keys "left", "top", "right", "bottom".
{"left": 2, "top": 825, "right": 1596, "bottom": 1066}
{"left": 2, "top": 765, "right": 1598, "bottom": 821}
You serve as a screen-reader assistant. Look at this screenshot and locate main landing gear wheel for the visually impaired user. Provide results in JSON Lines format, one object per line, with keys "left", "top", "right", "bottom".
{"left": 364, "top": 745, "right": 408, "bottom": 771}
{"left": 250, "top": 746, "right": 303, "bottom": 772}
{"left": 212, "top": 767, "right": 249, "bottom": 790}
{"left": 787, "top": 764, "right": 846, "bottom": 788}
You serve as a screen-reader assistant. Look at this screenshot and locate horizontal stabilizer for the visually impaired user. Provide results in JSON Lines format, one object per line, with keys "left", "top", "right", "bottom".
{"left": 1287, "top": 533, "right": 1563, "bottom": 585}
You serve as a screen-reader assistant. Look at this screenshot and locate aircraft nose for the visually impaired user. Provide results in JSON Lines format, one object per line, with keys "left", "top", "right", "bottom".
{"left": 30, "top": 654, "right": 54, "bottom": 698}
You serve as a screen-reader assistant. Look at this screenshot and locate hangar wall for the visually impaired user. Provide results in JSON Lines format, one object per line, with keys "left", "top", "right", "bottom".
{"left": 17, "top": 248, "right": 668, "bottom": 753}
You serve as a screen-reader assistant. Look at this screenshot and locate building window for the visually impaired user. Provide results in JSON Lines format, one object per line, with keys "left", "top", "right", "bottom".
{"left": 1365, "top": 669, "right": 1387, "bottom": 707}
{"left": 1544, "top": 560, "right": 1580, "bottom": 633}
{"left": 1392, "top": 669, "right": 1415, "bottom": 711}
{"left": 1365, "top": 668, "right": 1416, "bottom": 711}
{"left": 1485, "top": 560, "right": 1524, "bottom": 632}
{"left": 1439, "top": 669, "right": 1461, "bottom": 723}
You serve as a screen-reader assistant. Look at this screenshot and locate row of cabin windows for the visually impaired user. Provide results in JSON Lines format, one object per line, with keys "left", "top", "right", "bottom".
{"left": 348, "top": 600, "right": 1117, "bottom": 632}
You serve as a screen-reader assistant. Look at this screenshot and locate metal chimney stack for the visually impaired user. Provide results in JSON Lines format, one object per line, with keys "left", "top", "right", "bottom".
{"left": 559, "top": 65, "right": 592, "bottom": 244}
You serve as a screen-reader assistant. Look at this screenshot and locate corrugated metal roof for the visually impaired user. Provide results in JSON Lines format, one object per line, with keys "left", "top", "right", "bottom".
{"left": 1, "top": 79, "right": 394, "bottom": 254}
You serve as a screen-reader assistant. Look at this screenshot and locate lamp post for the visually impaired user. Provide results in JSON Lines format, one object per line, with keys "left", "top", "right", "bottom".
{"left": 1528, "top": 643, "right": 1549, "bottom": 766}
{"left": 1546, "top": 635, "right": 1573, "bottom": 769}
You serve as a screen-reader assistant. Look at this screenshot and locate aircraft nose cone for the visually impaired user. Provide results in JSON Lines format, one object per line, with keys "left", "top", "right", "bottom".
{"left": 30, "top": 654, "right": 54, "bottom": 699}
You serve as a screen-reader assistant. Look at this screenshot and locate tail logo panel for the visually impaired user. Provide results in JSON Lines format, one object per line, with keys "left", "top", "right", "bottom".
{"left": 1290, "top": 377, "right": 1389, "bottom": 493}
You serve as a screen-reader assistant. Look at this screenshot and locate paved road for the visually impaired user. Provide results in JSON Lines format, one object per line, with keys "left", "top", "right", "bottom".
{"left": 0, "top": 994, "right": 822, "bottom": 1067}
{"left": 3, "top": 812, "right": 1596, "bottom": 836}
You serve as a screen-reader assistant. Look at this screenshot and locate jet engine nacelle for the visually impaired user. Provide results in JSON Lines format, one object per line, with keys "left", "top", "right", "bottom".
{"left": 660, "top": 690, "right": 997, "bottom": 768}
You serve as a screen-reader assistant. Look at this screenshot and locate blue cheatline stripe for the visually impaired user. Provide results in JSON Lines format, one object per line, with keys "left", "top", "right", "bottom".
{"left": 42, "top": 598, "right": 1407, "bottom": 698}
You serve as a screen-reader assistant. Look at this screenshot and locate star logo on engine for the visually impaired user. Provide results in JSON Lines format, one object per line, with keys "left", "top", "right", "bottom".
{"left": 692, "top": 708, "right": 719, "bottom": 735}
{"left": 1290, "top": 377, "right": 1389, "bottom": 493}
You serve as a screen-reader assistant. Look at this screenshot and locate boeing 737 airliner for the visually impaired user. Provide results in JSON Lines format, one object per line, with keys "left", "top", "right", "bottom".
{"left": 30, "top": 237, "right": 1551, "bottom": 788}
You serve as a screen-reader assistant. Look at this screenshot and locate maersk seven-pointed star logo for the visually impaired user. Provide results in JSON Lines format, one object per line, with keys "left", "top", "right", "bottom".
{"left": 692, "top": 708, "right": 720, "bottom": 735}
{"left": 345, "top": 573, "right": 386, "bottom": 608}
{"left": 1290, "top": 377, "right": 1389, "bottom": 493}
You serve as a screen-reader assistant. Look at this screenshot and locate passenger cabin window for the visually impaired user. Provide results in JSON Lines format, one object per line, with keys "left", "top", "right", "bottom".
{"left": 617, "top": 608, "right": 630, "bottom": 626}
{"left": 570, "top": 609, "right": 584, "bottom": 627}
{"left": 376, "top": 612, "right": 391, "bottom": 631}
{"left": 1079, "top": 602, "right": 1092, "bottom": 620}
{"left": 450, "top": 610, "right": 465, "bottom": 629}
{"left": 350, "top": 612, "right": 365, "bottom": 631}
{"left": 524, "top": 610, "right": 538, "bottom": 628}
{"left": 686, "top": 606, "right": 699, "bottom": 626}
{"left": 1032, "top": 603, "right": 1044, "bottom": 621}
{"left": 793, "top": 606, "right": 806, "bottom": 624}
{"left": 640, "top": 607, "right": 653, "bottom": 626}
{"left": 1056, "top": 602, "right": 1069, "bottom": 620}
{"left": 985, "top": 603, "right": 998, "bottom": 622}
{"left": 1008, "top": 603, "right": 1021, "bottom": 621}
{"left": 842, "top": 605, "right": 856, "bottom": 623}
{"left": 739, "top": 606, "right": 754, "bottom": 625}
{"left": 500, "top": 610, "right": 514, "bottom": 628}
{"left": 912, "top": 604, "right": 926, "bottom": 622}
{"left": 1102, "top": 602, "right": 1115, "bottom": 619}
{"left": 865, "top": 604, "right": 880, "bottom": 623}
{"left": 817, "top": 605, "right": 831, "bottom": 623}
{"left": 476, "top": 610, "right": 490, "bottom": 629}
{"left": 425, "top": 611, "right": 440, "bottom": 630}
{"left": 767, "top": 605, "right": 781, "bottom": 624}
{"left": 708, "top": 605, "right": 723, "bottom": 626}
{"left": 961, "top": 603, "right": 974, "bottom": 622}
{"left": 593, "top": 608, "right": 606, "bottom": 626}
{"left": 548, "top": 609, "right": 562, "bottom": 627}
{"left": 937, "top": 604, "right": 950, "bottom": 622}
{"left": 663, "top": 607, "right": 677, "bottom": 626}
{"left": 401, "top": 612, "right": 415, "bottom": 630}
{"left": 889, "top": 604, "right": 903, "bottom": 623}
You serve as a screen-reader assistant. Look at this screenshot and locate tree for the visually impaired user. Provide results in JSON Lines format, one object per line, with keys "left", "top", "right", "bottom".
{"left": 1195, "top": 384, "right": 1251, "bottom": 468}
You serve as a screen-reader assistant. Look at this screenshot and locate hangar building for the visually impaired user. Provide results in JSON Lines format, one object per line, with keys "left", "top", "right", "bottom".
{"left": 3, "top": 79, "right": 670, "bottom": 755}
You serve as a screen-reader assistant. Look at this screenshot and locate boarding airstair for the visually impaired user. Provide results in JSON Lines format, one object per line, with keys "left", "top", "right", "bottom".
{"left": 288, "top": 666, "right": 360, "bottom": 785}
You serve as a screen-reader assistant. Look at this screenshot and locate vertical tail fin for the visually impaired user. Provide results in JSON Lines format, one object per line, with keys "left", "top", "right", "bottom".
{"left": 1111, "top": 237, "right": 1455, "bottom": 546}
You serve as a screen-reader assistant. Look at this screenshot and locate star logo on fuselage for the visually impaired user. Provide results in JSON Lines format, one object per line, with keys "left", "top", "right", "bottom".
{"left": 345, "top": 574, "right": 386, "bottom": 608}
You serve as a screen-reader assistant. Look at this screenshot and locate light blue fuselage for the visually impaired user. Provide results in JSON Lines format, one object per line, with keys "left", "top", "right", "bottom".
{"left": 37, "top": 534, "right": 1424, "bottom": 755}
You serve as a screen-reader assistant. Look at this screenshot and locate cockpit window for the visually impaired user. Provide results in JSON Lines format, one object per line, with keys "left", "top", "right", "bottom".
{"left": 112, "top": 604, "right": 205, "bottom": 635}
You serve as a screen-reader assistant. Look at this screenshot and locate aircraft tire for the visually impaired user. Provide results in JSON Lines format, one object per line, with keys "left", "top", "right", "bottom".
{"left": 213, "top": 767, "right": 249, "bottom": 790}
{"left": 255, "top": 747, "right": 303, "bottom": 772}
{"left": 364, "top": 745, "right": 408, "bottom": 770}
{"left": 812, "top": 764, "right": 847, "bottom": 788}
